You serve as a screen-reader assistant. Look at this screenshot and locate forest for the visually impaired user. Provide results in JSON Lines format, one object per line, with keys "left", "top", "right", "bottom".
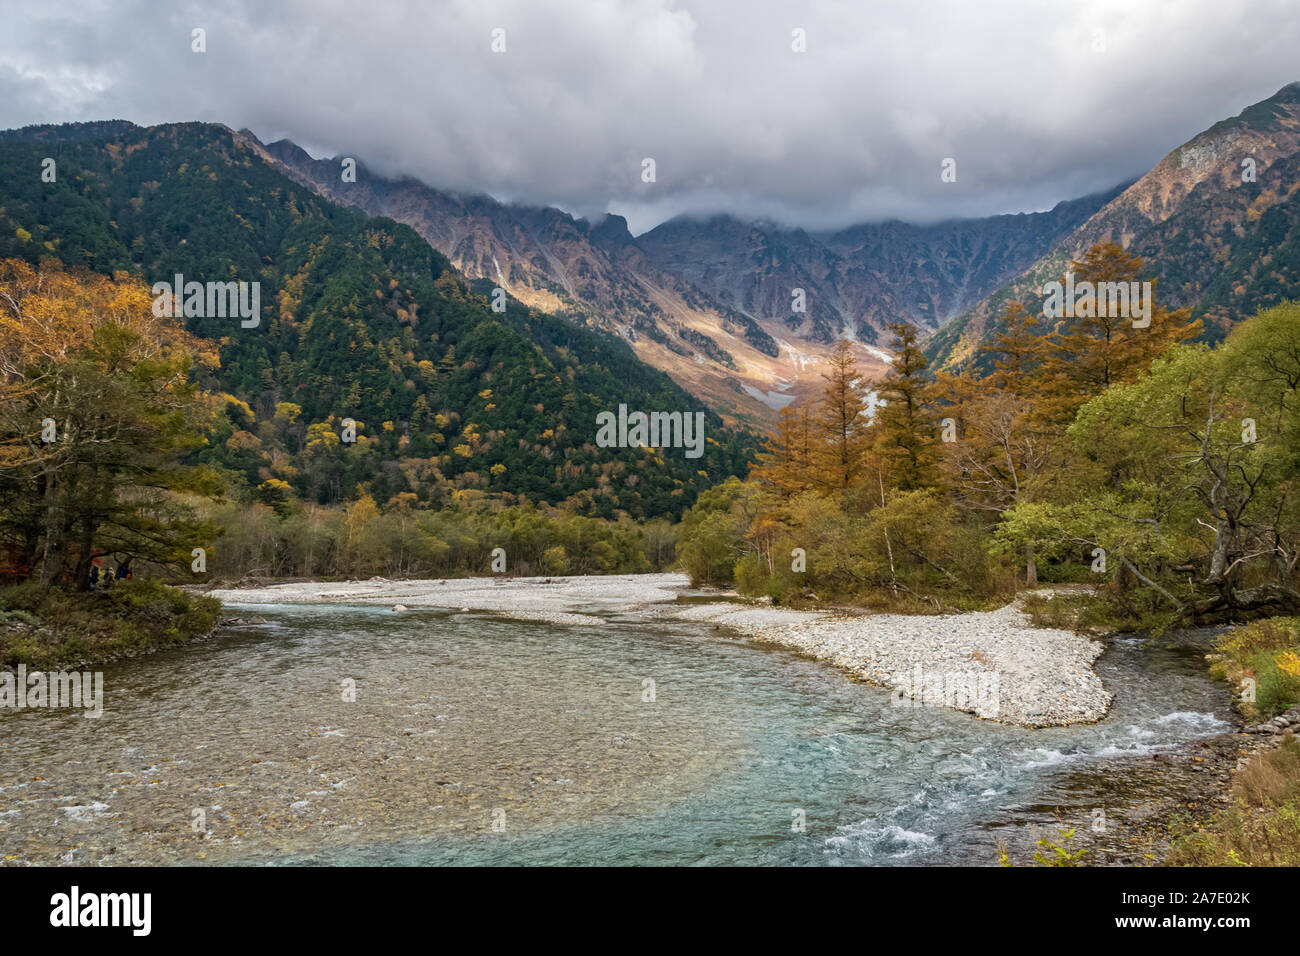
{"left": 3, "top": 118, "right": 1299, "bottom": 654}
{"left": 0, "top": 123, "right": 758, "bottom": 529}
{"left": 680, "top": 242, "right": 1300, "bottom": 635}
{"left": 0, "top": 257, "right": 686, "bottom": 591}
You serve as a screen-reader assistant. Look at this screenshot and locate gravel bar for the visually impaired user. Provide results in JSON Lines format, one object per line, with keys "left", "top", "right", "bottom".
{"left": 207, "top": 573, "right": 1112, "bottom": 728}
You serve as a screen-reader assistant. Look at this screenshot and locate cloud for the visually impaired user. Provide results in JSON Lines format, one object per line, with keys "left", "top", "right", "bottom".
{"left": 1, "top": 0, "right": 1297, "bottom": 232}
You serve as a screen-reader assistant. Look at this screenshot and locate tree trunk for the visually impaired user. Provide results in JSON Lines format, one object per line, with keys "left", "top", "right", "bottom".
{"left": 39, "top": 469, "right": 64, "bottom": 586}
{"left": 1025, "top": 544, "right": 1038, "bottom": 586}
{"left": 72, "top": 517, "right": 96, "bottom": 591}
{"left": 1195, "top": 581, "right": 1300, "bottom": 619}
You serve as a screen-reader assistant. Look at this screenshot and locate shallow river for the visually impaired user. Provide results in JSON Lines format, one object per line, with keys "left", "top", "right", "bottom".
{"left": 0, "top": 604, "right": 1233, "bottom": 865}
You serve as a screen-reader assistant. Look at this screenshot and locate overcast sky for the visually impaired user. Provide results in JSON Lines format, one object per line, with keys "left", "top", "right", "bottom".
{"left": 1, "top": 0, "right": 1297, "bottom": 233}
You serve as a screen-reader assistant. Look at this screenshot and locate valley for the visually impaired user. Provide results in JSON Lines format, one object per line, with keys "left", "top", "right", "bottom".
{"left": 1, "top": 27, "right": 1299, "bottom": 885}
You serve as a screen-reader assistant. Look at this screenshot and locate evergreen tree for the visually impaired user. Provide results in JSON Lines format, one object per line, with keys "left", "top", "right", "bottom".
{"left": 752, "top": 403, "right": 816, "bottom": 500}
{"left": 874, "top": 321, "right": 938, "bottom": 492}
{"left": 980, "top": 301, "right": 1045, "bottom": 395}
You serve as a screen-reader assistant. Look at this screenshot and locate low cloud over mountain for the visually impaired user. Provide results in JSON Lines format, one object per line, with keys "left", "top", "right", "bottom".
{"left": 1, "top": 0, "right": 1298, "bottom": 232}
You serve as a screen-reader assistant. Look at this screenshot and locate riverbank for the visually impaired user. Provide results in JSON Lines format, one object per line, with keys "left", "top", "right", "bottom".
{"left": 0, "top": 580, "right": 222, "bottom": 671}
{"left": 1051, "top": 727, "right": 1256, "bottom": 865}
{"left": 1, "top": 573, "right": 1255, "bottom": 867}
{"left": 1065, "top": 716, "right": 1300, "bottom": 866}
{"left": 995, "top": 616, "right": 1300, "bottom": 867}
{"left": 206, "top": 573, "right": 1111, "bottom": 728}
{"left": 658, "top": 601, "right": 1110, "bottom": 727}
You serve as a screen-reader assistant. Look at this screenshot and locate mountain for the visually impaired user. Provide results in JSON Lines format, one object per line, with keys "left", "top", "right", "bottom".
{"left": 635, "top": 191, "right": 1121, "bottom": 341}
{"left": 0, "top": 121, "right": 756, "bottom": 519}
{"left": 250, "top": 134, "right": 1113, "bottom": 424}
{"left": 249, "top": 136, "right": 796, "bottom": 425}
{"left": 928, "top": 81, "right": 1300, "bottom": 371}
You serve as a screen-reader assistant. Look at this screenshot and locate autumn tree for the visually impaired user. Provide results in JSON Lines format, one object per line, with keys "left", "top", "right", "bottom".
{"left": 998, "top": 302, "right": 1300, "bottom": 619}
{"left": 814, "top": 340, "right": 868, "bottom": 491}
{"left": 940, "top": 389, "right": 1058, "bottom": 583}
{"left": 0, "top": 259, "right": 220, "bottom": 586}
{"left": 1037, "top": 242, "right": 1201, "bottom": 426}
{"left": 922, "top": 301, "right": 1061, "bottom": 583}
{"left": 872, "top": 321, "right": 938, "bottom": 492}
{"left": 752, "top": 402, "right": 816, "bottom": 500}
{"left": 980, "top": 300, "right": 1046, "bottom": 395}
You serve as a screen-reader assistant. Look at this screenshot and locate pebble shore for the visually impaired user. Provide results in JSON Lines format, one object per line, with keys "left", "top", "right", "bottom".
{"left": 1242, "top": 704, "right": 1300, "bottom": 736}
{"left": 660, "top": 601, "right": 1112, "bottom": 728}
{"left": 207, "top": 573, "right": 1112, "bottom": 729}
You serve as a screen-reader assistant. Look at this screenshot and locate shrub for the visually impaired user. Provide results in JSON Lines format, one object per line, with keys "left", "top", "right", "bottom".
{"left": 1220, "top": 617, "right": 1300, "bottom": 663}
{"left": 1249, "top": 650, "right": 1300, "bottom": 717}
{"left": 110, "top": 578, "right": 193, "bottom": 617}
{"left": 540, "top": 545, "right": 567, "bottom": 576}
{"left": 1170, "top": 739, "right": 1300, "bottom": 866}
{"left": 0, "top": 580, "right": 221, "bottom": 669}
{"left": 763, "top": 574, "right": 790, "bottom": 605}
{"left": 0, "top": 580, "right": 47, "bottom": 614}
{"left": 0, "top": 609, "right": 39, "bottom": 626}
{"left": 997, "top": 823, "right": 1090, "bottom": 866}
{"left": 679, "top": 511, "right": 744, "bottom": 586}
{"left": 1031, "top": 826, "right": 1088, "bottom": 867}
{"left": 733, "top": 553, "right": 767, "bottom": 595}
{"left": 1211, "top": 617, "right": 1300, "bottom": 718}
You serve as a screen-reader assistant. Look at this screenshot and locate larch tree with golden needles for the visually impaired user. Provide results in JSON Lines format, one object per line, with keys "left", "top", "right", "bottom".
{"left": 980, "top": 300, "right": 1046, "bottom": 395}
{"left": 752, "top": 402, "right": 817, "bottom": 501}
{"left": 815, "top": 340, "right": 868, "bottom": 492}
{"left": 1037, "top": 242, "right": 1201, "bottom": 426}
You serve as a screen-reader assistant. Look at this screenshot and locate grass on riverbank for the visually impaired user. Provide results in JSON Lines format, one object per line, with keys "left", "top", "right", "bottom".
{"left": 0, "top": 579, "right": 222, "bottom": 670}
{"left": 1168, "top": 618, "right": 1300, "bottom": 866}
{"left": 1168, "top": 737, "right": 1300, "bottom": 866}
{"left": 1208, "top": 617, "right": 1300, "bottom": 720}
{"left": 1017, "top": 586, "right": 1184, "bottom": 636}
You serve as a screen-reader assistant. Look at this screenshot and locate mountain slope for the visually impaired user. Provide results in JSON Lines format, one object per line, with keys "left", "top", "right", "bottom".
{"left": 251, "top": 135, "right": 1111, "bottom": 424}
{"left": 635, "top": 191, "right": 1119, "bottom": 342}
{"left": 0, "top": 121, "right": 755, "bottom": 518}
{"left": 250, "top": 136, "right": 806, "bottom": 426}
{"left": 927, "top": 81, "right": 1300, "bottom": 371}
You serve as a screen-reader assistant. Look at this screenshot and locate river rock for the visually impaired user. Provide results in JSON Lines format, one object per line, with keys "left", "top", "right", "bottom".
{"left": 665, "top": 599, "right": 1113, "bottom": 728}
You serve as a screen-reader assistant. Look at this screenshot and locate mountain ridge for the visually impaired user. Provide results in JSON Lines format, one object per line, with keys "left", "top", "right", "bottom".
{"left": 246, "top": 130, "right": 1115, "bottom": 423}
{"left": 927, "top": 80, "right": 1300, "bottom": 371}
{"left": 0, "top": 120, "right": 755, "bottom": 518}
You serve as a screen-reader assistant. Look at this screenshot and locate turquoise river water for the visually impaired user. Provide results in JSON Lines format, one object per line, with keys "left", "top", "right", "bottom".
{"left": 0, "top": 603, "right": 1233, "bottom": 865}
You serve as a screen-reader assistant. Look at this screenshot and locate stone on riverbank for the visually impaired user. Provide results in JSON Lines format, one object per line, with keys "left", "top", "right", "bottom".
{"left": 662, "top": 601, "right": 1112, "bottom": 728}
{"left": 207, "top": 573, "right": 1112, "bottom": 728}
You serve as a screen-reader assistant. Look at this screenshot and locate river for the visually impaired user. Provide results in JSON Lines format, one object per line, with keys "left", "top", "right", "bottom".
{"left": 0, "top": 603, "right": 1233, "bottom": 865}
